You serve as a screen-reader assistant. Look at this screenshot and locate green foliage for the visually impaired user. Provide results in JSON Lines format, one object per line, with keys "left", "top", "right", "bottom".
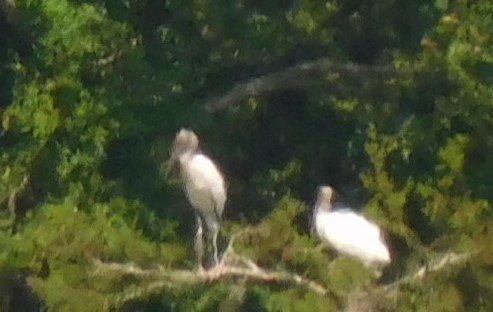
{"left": 261, "top": 288, "right": 336, "bottom": 312}
{"left": 327, "top": 257, "right": 373, "bottom": 296}
{"left": 0, "top": 0, "right": 493, "bottom": 310}
{"left": 0, "top": 199, "right": 186, "bottom": 311}
{"left": 235, "top": 194, "right": 305, "bottom": 265}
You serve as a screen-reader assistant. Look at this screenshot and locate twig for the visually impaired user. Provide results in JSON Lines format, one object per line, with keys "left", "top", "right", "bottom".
{"left": 95, "top": 51, "right": 122, "bottom": 67}
{"left": 7, "top": 174, "right": 29, "bottom": 217}
{"left": 205, "top": 57, "right": 413, "bottom": 112}
{"left": 91, "top": 259, "right": 164, "bottom": 279}
{"left": 341, "top": 251, "right": 474, "bottom": 311}
{"left": 111, "top": 280, "right": 174, "bottom": 309}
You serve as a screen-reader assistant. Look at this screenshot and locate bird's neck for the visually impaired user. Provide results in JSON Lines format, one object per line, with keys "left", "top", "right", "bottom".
{"left": 315, "top": 196, "right": 332, "bottom": 211}
{"left": 178, "top": 151, "right": 197, "bottom": 177}
{"left": 313, "top": 203, "right": 330, "bottom": 231}
{"left": 316, "top": 203, "right": 332, "bottom": 213}
{"left": 178, "top": 150, "right": 195, "bottom": 163}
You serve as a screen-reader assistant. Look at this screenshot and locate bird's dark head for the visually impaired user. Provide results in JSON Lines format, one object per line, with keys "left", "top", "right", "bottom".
{"left": 172, "top": 128, "right": 199, "bottom": 156}
{"left": 165, "top": 128, "right": 199, "bottom": 178}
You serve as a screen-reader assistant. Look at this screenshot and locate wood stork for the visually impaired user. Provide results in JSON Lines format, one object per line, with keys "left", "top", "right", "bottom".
{"left": 166, "top": 128, "right": 226, "bottom": 269}
{"left": 312, "top": 185, "right": 391, "bottom": 269}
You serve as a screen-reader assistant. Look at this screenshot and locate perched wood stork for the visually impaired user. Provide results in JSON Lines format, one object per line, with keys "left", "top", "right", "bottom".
{"left": 166, "top": 128, "right": 226, "bottom": 269}
{"left": 312, "top": 185, "right": 391, "bottom": 269}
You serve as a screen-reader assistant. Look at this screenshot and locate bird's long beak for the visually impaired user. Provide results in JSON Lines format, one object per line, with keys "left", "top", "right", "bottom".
{"left": 309, "top": 208, "right": 316, "bottom": 234}
{"left": 310, "top": 217, "right": 316, "bottom": 235}
{"left": 164, "top": 154, "right": 177, "bottom": 180}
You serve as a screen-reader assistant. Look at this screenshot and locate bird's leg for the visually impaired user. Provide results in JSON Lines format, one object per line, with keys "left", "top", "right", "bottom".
{"left": 194, "top": 213, "right": 205, "bottom": 272}
{"left": 207, "top": 225, "right": 225, "bottom": 279}
{"left": 212, "top": 227, "right": 219, "bottom": 266}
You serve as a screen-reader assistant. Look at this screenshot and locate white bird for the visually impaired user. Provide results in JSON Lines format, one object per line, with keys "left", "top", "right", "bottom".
{"left": 166, "top": 128, "right": 226, "bottom": 270}
{"left": 312, "top": 185, "right": 391, "bottom": 269}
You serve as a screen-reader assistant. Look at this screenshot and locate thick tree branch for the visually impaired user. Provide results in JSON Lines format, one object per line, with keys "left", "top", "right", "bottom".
{"left": 93, "top": 253, "right": 326, "bottom": 290}
{"left": 93, "top": 257, "right": 326, "bottom": 308}
{"left": 91, "top": 239, "right": 473, "bottom": 310}
{"left": 92, "top": 235, "right": 327, "bottom": 308}
{"left": 382, "top": 251, "right": 472, "bottom": 292}
{"left": 205, "top": 57, "right": 414, "bottom": 112}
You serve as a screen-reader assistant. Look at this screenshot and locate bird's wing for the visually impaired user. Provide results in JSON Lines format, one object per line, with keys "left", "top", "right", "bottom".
{"left": 189, "top": 154, "right": 226, "bottom": 219}
{"left": 322, "top": 211, "right": 381, "bottom": 246}
{"left": 317, "top": 209, "right": 390, "bottom": 264}
{"left": 338, "top": 211, "right": 390, "bottom": 260}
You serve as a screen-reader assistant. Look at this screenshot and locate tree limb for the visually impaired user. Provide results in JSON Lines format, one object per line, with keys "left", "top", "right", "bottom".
{"left": 0, "top": 0, "right": 15, "bottom": 23}
{"left": 3, "top": 174, "right": 30, "bottom": 218}
{"left": 381, "top": 251, "right": 472, "bottom": 292}
{"left": 91, "top": 236, "right": 328, "bottom": 308}
{"left": 343, "top": 251, "right": 474, "bottom": 312}
{"left": 93, "top": 252, "right": 326, "bottom": 290}
{"left": 91, "top": 233, "right": 473, "bottom": 310}
{"left": 205, "top": 57, "right": 414, "bottom": 112}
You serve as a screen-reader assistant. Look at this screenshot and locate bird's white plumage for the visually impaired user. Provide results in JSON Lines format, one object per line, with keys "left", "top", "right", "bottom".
{"left": 313, "top": 186, "right": 391, "bottom": 268}
{"left": 315, "top": 208, "right": 390, "bottom": 267}
{"left": 180, "top": 153, "right": 226, "bottom": 227}
{"left": 168, "top": 128, "right": 226, "bottom": 268}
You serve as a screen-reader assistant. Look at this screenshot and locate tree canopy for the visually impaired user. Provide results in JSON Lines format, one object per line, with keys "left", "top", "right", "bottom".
{"left": 1, "top": 0, "right": 493, "bottom": 311}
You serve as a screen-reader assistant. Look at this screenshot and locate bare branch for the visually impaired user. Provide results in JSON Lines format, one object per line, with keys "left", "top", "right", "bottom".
{"left": 342, "top": 251, "right": 475, "bottom": 312}
{"left": 92, "top": 243, "right": 328, "bottom": 309}
{"left": 91, "top": 259, "right": 164, "bottom": 279}
{"left": 6, "top": 174, "right": 29, "bottom": 217}
{"left": 381, "top": 251, "right": 472, "bottom": 292}
{"left": 111, "top": 280, "right": 175, "bottom": 310}
{"left": 95, "top": 51, "right": 123, "bottom": 67}
{"left": 92, "top": 236, "right": 473, "bottom": 310}
{"left": 205, "top": 57, "right": 412, "bottom": 112}
{"left": 0, "top": 0, "right": 16, "bottom": 23}
{"left": 92, "top": 256, "right": 327, "bottom": 295}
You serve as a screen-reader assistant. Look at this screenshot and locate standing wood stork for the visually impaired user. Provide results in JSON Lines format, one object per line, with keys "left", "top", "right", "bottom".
{"left": 312, "top": 185, "right": 391, "bottom": 269}
{"left": 166, "top": 128, "right": 226, "bottom": 270}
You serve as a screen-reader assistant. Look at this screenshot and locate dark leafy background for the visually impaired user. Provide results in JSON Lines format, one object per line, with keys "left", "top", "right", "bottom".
{"left": 0, "top": 0, "right": 492, "bottom": 311}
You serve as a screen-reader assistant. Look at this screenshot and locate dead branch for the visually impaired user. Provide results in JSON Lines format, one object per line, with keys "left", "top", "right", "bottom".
{"left": 342, "top": 251, "right": 474, "bottom": 312}
{"left": 91, "top": 229, "right": 473, "bottom": 310}
{"left": 92, "top": 252, "right": 326, "bottom": 293}
{"left": 92, "top": 236, "right": 327, "bottom": 308}
{"left": 205, "top": 57, "right": 414, "bottom": 112}
{"left": 381, "top": 251, "right": 472, "bottom": 292}
{"left": 6, "top": 174, "right": 29, "bottom": 217}
{"left": 0, "top": 0, "right": 15, "bottom": 23}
